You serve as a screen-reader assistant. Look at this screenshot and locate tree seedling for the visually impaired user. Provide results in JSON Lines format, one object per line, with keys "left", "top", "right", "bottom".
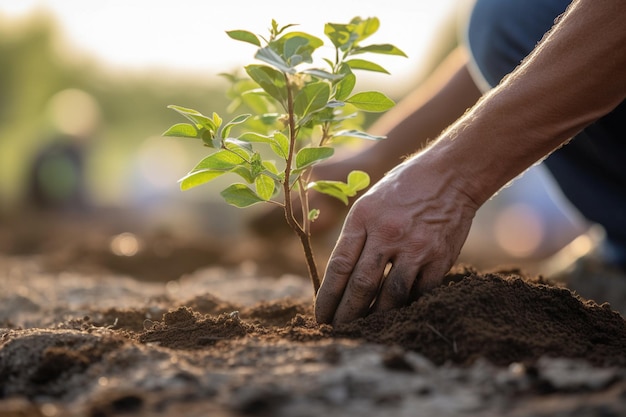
{"left": 163, "top": 17, "right": 405, "bottom": 295}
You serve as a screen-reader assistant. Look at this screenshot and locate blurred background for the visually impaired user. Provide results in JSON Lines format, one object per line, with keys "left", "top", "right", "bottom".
{"left": 0, "top": 0, "right": 587, "bottom": 281}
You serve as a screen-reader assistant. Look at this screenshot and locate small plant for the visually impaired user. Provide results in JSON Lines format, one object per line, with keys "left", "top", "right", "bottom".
{"left": 163, "top": 17, "right": 405, "bottom": 295}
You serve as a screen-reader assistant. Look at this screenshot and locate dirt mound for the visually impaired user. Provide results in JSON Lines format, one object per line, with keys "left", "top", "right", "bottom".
{"left": 131, "top": 266, "right": 626, "bottom": 368}
{"left": 336, "top": 267, "right": 626, "bottom": 366}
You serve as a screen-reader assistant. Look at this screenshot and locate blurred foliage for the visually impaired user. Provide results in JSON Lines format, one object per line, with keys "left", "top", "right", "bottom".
{"left": 0, "top": 12, "right": 231, "bottom": 212}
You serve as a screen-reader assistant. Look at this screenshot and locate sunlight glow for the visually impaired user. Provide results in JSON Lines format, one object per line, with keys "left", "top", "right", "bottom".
{"left": 0, "top": 0, "right": 458, "bottom": 83}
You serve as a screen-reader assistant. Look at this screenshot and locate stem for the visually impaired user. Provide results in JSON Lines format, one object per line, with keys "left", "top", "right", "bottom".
{"left": 283, "top": 75, "right": 321, "bottom": 294}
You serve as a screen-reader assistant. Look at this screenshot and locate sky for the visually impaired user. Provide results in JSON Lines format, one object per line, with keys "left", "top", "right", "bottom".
{"left": 0, "top": 0, "right": 458, "bottom": 84}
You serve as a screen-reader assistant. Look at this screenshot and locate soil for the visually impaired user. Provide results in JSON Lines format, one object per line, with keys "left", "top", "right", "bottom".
{"left": 1, "top": 209, "right": 626, "bottom": 417}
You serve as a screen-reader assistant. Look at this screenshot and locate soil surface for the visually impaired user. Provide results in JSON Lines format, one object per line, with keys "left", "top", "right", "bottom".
{"left": 1, "top": 209, "right": 626, "bottom": 417}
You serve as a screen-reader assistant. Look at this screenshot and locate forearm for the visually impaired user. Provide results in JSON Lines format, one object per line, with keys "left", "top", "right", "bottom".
{"left": 420, "top": 0, "right": 626, "bottom": 206}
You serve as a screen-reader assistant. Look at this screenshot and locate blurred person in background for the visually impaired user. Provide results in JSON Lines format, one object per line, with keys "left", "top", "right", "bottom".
{"left": 25, "top": 88, "right": 100, "bottom": 212}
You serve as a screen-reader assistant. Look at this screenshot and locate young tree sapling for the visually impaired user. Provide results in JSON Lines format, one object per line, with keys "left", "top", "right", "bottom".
{"left": 163, "top": 17, "right": 405, "bottom": 295}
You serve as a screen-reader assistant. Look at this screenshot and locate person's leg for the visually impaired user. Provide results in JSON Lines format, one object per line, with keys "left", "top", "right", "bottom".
{"left": 466, "top": 0, "right": 626, "bottom": 268}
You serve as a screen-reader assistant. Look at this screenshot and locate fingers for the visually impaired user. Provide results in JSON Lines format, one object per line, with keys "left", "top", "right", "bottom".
{"left": 414, "top": 259, "right": 453, "bottom": 296}
{"left": 314, "top": 221, "right": 367, "bottom": 324}
{"left": 331, "top": 249, "right": 389, "bottom": 324}
{"left": 370, "top": 259, "right": 419, "bottom": 314}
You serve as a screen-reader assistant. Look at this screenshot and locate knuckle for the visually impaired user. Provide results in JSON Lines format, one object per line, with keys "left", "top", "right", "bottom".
{"left": 375, "top": 221, "right": 406, "bottom": 241}
{"left": 348, "top": 272, "right": 379, "bottom": 298}
{"left": 325, "top": 254, "right": 356, "bottom": 278}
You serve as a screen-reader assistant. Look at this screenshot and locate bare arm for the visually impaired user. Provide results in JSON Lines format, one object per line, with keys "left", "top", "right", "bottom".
{"left": 316, "top": 0, "right": 626, "bottom": 324}
{"left": 442, "top": 0, "right": 626, "bottom": 207}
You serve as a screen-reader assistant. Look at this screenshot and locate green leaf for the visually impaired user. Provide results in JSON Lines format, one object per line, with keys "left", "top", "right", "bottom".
{"left": 262, "top": 160, "right": 280, "bottom": 176}
{"left": 351, "top": 43, "right": 407, "bottom": 57}
{"left": 324, "top": 22, "right": 357, "bottom": 50}
{"left": 226, "top": 30, "right": 261, "bottom": 46}
{"left": 273, "top": 32, "right": 324, "bottom": 65}
{"left": 231, "top": 165, "right": 256, "bottom": 183}
{"left": 345, "top": 59, "right": 389, "bottom": 74}
{"left": 189, "top": 149, "right": 247, "bottom": 173}
{"left": 346, "top": 91, "right": 395, "bottom": 112}
{"left": 283, "top": 36, "right": 308, "bottom": 62}
{"left": 238, "top": 131, "right": 289, "bottom": 160}
{"left": 255, "top": 174, "right": 275, "bottom": 201}
{"left": 245, "top": 64, "right": 287, "bottom": 105}
{"left": 352, "top": 17, "right": 380, "bottom": 43}
{"left": 308, "top": 208, "right": 320, "bottom": 221}
{"left": 240, "top": 90, "right": 273, "bottom": 114}
{"left": 221, "top": 114, "right": 251, "bottom": 138}
{"left": 295, "top": 147, "right": 334, "bottom": 170}
{"left": 221, "top": 184, "right": 265, "bottom": 207}
{"left": 162, "top": 123, "right": 199, "bottom": 138}
{"left": 238, "top": 131, "right": 274, "bottom": 144}
{"left": 272, "top": 132, "right": 290, "bottom": 159}
{"left": 223, "top": 138, "right": 253, "bottom": 152}
{"left": 293, "top": 82, "right": 330, "bottom": 118}
{"left": 347, "top": 169, "right": 370, "bottom": 191}
{"left": 335, "top": 71, "right": 356, "bottom": 101}
{"left": 309, "top": 180, "right": 350, "bottom": 205}
{"left": 309, "top": 170, "right": 370, "bottom": 205}
{"left": 254, "top": 46, "right": 293, "bottom": 73}
{"left": 179, "top": 170, "right": 225, "bottom": 191}
{"left": 250, "top": 152, "right": 264, "bottom": 177}
{"left": 333, "top": 129, "right": 386, "bottom": 141}
{"left": 167, "top": 105, "right": 217, "bottom": 132}
{"left": 301, "top": 68, "right": 344, "bottom": 81}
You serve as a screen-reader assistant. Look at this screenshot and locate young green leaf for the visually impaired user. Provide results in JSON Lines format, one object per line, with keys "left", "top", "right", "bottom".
{"left": 255, "top": 46, "right": 293, "bottom": 73}
{"left": 179, "top": 170, "right": 226, "bottom": 191}
{"left": 226, "top": 30, "right": 261, "bottom": 46}
{"left": 295, "top": 147, "right": 334, "bottom": 171}
{"left": 293, "top": 82, "right": 330, "bottom": 118}
{"left": 351, "top": 43, "right": 407, "bottom": 57}
{"left": 274, "top": 32, "right": 324, "bottom": 65}
{"left": 271, "top": 132, "right": 290, "bottom": 159}
{"left": 237, "top": 131, "right": 289, "bottom": 160}
{"left": 332, "top": 129, "right": 386, "bottom": 141}
{"left": 221, "top": 114, "right": 251, "bottom": 139}
{"left": 221, "top": 184, "right": 265, "bottom": 207}
{"left": 309, "top": 180, "right": 350, "bottom": 204}
{"left": 168, "top": 105, "right": 217, "bottom": 132}
{"left": 324, "top": 23, "right": 355, "bottom": 50}
{"left": 255, "top": 174, "right": 275, "bottom": 201}
{"left": 162, "top": 123, "right": 199, "bottom": 139}
{"left": 351, "top": 17, "right": 380, "bottom": 43}
{"left": 245, "top": 64, "right": 288, "bottom": 106}
{"left": 335, "top": 71, "right": 356, "bottom": 101}
{"left": 308, "top": 208, "right": 320, "bottom": 221}
{"left": 309, "top": 170, "right": 370, "bottom": 205}
{"left": 346, "top": 91, "right": 395, "bottom": 112}
{"left": 346, "top": 169, "right": 370, "bottom": 191}
{"left": 301, "top": 68, "right": 344, "bottom": 81}
{"left": 345, "top": 59, "right": 389, "bottom": 74}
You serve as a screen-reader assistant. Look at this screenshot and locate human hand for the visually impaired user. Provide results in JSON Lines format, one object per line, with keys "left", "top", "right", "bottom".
{"left": 314, "top": 154, "right": 479, "bottom": 324}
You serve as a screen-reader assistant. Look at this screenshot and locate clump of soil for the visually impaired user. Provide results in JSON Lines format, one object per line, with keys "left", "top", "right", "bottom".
{"left": 336, "top": 267, "right": 626, "bottom": 367}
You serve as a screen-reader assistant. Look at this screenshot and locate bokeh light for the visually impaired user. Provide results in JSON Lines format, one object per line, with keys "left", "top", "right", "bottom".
{"left": 494, "top": 203, "right": 545, "bottom": 258}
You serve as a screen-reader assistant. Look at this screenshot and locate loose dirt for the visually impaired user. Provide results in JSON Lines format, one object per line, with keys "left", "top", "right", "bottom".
{"left": 1, "top": 211, "right": 626, "bottom": 416}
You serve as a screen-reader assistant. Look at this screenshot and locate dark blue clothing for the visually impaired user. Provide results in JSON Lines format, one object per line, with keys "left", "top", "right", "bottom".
{"left": 466, "top": 0, "right": 626, "bottom": 265}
